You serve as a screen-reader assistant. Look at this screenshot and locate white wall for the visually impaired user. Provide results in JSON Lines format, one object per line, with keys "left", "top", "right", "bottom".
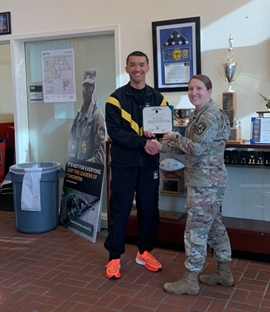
{"left": 1, "top": 0, "right": 269, "bottom": 139}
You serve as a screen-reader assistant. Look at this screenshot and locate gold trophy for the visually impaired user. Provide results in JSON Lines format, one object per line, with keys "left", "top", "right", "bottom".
{"left": 219, "top": 35, "right": 242, "bottom": 142}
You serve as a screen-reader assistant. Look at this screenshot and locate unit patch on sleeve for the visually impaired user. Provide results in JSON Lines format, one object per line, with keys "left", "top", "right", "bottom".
{"left": 194, "top": 122, "right": 207, "bottom": 135}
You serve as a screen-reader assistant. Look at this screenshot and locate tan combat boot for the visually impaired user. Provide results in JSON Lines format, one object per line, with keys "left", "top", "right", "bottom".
{"left": 199, "top": 262, "right": 234, "bottom": 287}
{"left": 164, "top": 270, "right": 200, "bottom": 295}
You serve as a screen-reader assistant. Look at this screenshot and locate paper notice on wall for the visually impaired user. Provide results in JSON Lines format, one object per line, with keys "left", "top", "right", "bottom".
{"left": 41, "top": 48, "right": 76, "bottom": 103}
{"left": 30, "top": 86, "right": 43, "bottom": 103}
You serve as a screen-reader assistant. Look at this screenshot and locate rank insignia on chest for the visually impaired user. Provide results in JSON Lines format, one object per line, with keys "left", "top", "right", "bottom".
{"left": 68, "top": 140, "right": 78, "bottom": 158}
{"left": 153, "top": 171, "right": 158, "bottom": 179}
{"left": 81, "top": 140, "right": 88, "bottom": 154}
{"left": 70, "top": 141, "right": 77, "bottom": 152}
{"left": 195, "top": 122, "right": 207, "bottom": 135}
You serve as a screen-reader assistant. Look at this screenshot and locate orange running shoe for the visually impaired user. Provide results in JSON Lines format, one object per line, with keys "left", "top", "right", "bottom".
{"left": 105, "top": 259, "right": 121, "bottom": 279}
{"left": 135, "top": 251, "right": 162, "bottom": 272}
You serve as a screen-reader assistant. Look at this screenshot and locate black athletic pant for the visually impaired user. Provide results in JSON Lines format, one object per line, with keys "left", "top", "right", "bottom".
{"left": 104, "top": 166, "right": 160, "bottom": 260}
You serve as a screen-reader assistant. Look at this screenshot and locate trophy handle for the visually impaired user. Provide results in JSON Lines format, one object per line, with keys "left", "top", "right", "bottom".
{"left": 232, "top": 62, "right": 242, "bottom": 82}
{"left": 218, "top": 64, "right": 227, "bottom": 82}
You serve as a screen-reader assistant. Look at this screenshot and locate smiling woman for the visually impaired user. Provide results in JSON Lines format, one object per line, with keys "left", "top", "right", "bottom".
{"left": 188, "top": 74, "right": 212, "bottom": 112}
{"left": 162, "top": 74, "right": 233, "bottom": 296}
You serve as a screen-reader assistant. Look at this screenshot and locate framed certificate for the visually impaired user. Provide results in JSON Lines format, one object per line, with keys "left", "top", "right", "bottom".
{"left": 142, "top": 105, "right": 174, "bottom": 134}
{"left": 251, "top": 117, "right": 270, "bottom": 144}
{"left": 152, "top": 17, "right": 201, "bottom": 92}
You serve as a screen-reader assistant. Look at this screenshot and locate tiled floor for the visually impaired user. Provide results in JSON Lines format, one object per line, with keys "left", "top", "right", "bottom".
{"left": 0, "top": 211, "right": 270, "bottom": 312}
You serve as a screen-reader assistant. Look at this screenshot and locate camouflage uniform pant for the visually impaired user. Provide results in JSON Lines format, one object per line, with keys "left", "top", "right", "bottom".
{"left": 184, "top": 186, "right": 232, "bottom": 272}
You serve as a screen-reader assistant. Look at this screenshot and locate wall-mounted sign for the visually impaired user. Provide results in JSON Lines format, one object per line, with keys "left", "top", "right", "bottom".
{"left": 30, "top": 85, "right": 43, "bottom": 103}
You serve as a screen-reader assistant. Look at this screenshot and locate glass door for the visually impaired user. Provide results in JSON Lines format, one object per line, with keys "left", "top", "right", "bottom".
{"left": 24, "top": 35, "right": 116, "bottom": 215}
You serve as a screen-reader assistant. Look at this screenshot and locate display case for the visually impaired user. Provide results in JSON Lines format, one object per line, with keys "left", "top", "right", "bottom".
{"left": 106, "top": 141, "right": 270, "bottom": 255}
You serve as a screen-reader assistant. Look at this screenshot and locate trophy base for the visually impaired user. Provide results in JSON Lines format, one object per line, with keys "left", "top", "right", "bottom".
{"left": 228, "top": 128, "right": 246, "bottom": 144}
{"left": 228, "top": 127, "right": 241, "bottom": 141}
{"left": 256, "top": 111, "right": 270, "bottom": 117}
{"left": 223, "top": 92, "right": 236, "bottom": 128}
{"left": 160, "top": 178, "right": 185, "bottom": 195}
{"left": 227, "top": 139, "right": 246, "bottom": 144}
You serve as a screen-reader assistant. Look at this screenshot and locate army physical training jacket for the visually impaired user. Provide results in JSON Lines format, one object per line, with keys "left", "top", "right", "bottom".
{"left": 106, "top": 82, "right": 168, "bottom": 167}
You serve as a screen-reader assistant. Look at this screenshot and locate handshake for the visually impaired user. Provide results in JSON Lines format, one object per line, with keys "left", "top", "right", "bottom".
{"left": 144, "top": 130, "right": 161, "bottom": 155}
{"left": 144, "top": 130, "right": 174, "bottom": 155}
{"left": 145, "top": 139, "right": 162, "bottom": 155}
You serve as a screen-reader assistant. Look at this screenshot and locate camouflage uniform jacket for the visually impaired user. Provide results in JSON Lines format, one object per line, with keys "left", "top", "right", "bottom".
{"left": 164, "top": 100, "right": 230, "bottom": 187}
{"left": 71, "top": 101, "right": 105, "bottom": 164}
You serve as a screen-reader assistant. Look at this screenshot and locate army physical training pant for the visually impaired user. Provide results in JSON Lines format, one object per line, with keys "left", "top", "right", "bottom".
{"left": 184, "top": 186, "right": 232, "bottom": 272}
{"left": 104, "top": 166, "right": 160, "bottom": 260}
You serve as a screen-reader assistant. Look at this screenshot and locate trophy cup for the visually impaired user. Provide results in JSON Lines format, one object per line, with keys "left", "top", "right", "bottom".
{"left": 219, "top": 35, "right": 242, "bottom": 142}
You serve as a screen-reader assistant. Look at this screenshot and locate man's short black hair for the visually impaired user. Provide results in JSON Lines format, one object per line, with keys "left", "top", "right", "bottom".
{"left": 126, "top": 51, "right": 149, "bottom": 65}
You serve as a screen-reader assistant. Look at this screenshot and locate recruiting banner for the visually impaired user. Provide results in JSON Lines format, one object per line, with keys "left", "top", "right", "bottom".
{"left": 60, "top": 158, "right": 104, "bottom": 242}
{"left": 59, "top": 68, "right": 106, "bottom": 243}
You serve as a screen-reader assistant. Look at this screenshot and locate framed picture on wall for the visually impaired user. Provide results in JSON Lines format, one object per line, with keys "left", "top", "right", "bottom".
{"left": 152, "top": 16, "right": 201, "bottom": 92}
{"left": 0, "top": 12, "right": 11, "bottom": 35}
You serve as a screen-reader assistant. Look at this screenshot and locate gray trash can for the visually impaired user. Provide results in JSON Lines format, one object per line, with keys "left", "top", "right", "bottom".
{"left": 6, "top": 162, "right": 66, "bottom": 234}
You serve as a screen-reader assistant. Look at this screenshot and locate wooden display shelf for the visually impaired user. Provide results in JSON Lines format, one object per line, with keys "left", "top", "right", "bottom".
{"left": 125, "top": 214, "right": 270, "bottom": 255}
{"left": 106, "top": 141, "right": 270, "bottom": 255}
{"left": 226, "top": 141, "right": 270, "bottom": 149}
{"left": 227, "top": 139, "right": 246, "bottom": 144}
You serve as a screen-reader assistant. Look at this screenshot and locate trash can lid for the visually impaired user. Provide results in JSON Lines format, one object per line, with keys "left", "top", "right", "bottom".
{"left": 9, "top": 162, "right": 62, "bottom": 174}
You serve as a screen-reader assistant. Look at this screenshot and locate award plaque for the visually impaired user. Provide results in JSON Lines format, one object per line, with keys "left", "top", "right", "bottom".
{"left": 223, "top": 92, "right": 236, "bottom": 128}
{"left": 142, "top": 105, "right": 174, "bottom": 134}
{"left": 159, "top": 158, "right": 185, "bottom": 195}
{"left": 219, "top": 35, "right": 243, "bottom": 143}
{"left": 251, "top": 117, "right": 270, "bottom": 144}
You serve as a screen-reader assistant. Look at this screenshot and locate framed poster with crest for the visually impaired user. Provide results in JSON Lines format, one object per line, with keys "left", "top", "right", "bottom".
{"left": 152, "top": 16, "right": 201, "bottom": 92}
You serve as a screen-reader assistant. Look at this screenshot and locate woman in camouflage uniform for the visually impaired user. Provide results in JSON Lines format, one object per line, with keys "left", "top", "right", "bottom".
{"left": 162, "top": 74, "right": 234, "bottom": 295}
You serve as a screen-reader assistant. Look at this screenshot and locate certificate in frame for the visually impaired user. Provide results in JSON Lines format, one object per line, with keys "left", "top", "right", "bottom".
{"left": 152, "top": 16, "right": 201, "bottom": 92}
{"left": 142, "top": 105, "right": 174, "bottom": 134}
{"left": 0, "top": 12, "right": 11, "bottom": 35}
{"left": 251, "top": 117, "right": 270, "bottom": 144}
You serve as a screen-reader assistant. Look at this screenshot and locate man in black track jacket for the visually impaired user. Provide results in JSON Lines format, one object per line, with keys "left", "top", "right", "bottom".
{"left": 104, "top": 51, "right": 168, "bottom": 279}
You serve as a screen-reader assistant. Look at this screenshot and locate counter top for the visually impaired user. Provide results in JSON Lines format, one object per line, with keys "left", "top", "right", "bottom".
{"left": 226, "top": 141, "right": 270, "bottom": 149}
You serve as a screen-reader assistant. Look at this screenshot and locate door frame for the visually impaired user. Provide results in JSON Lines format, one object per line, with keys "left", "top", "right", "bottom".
{"left": 3, "top": 25, "right": 120, "bottom": 164}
